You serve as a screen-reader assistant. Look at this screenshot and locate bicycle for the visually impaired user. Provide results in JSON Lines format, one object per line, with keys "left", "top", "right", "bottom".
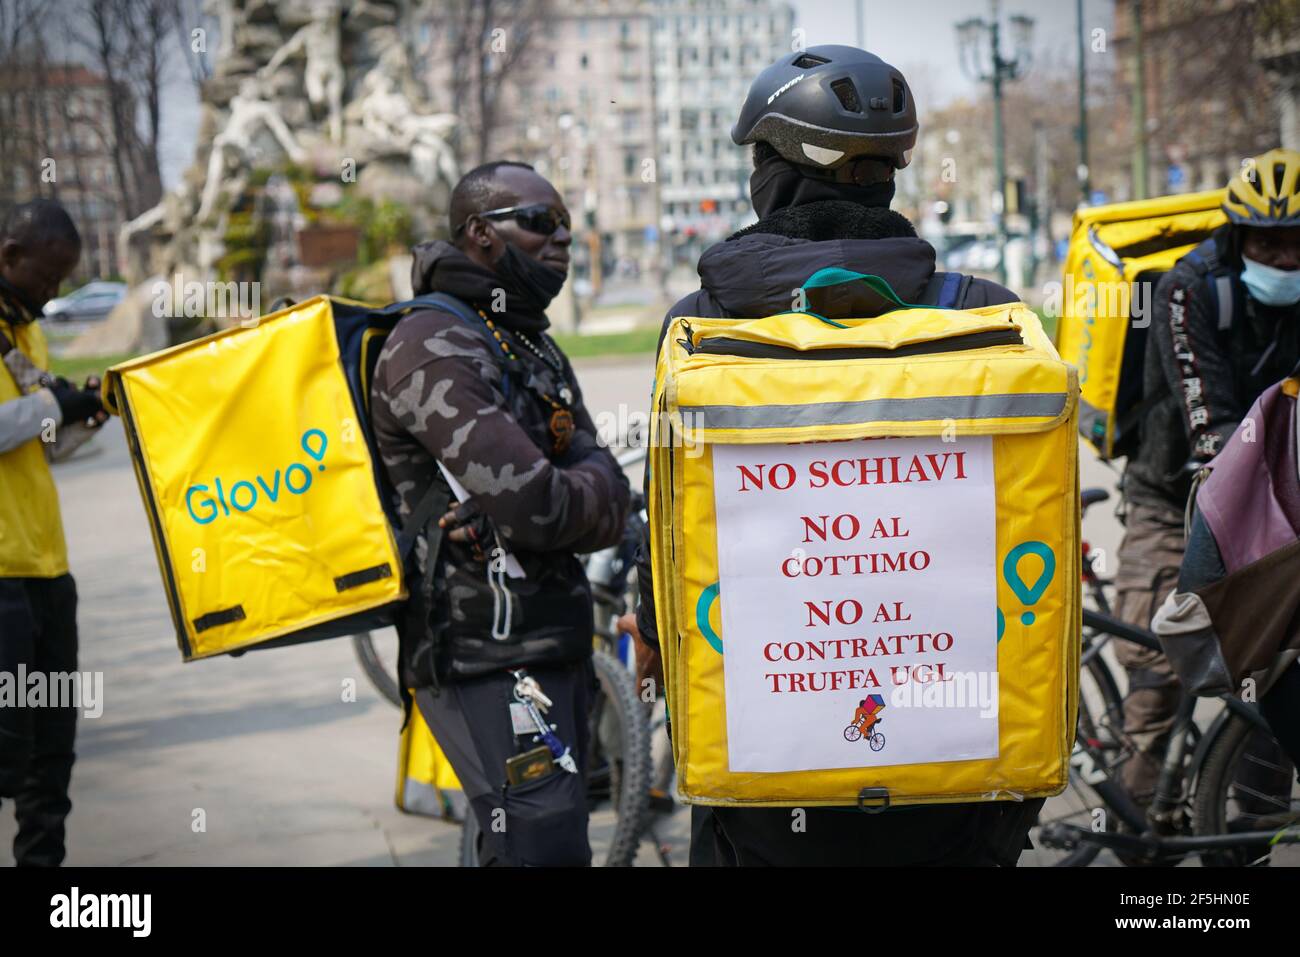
{"left": 843, "top": 720, "right": 886, "bottom": 752}
{"left": 1026, "top": 489, "right": 1300, "bottom": 865}
{"left": 1037, "top": 605, "right": 1299, "bottom": 866}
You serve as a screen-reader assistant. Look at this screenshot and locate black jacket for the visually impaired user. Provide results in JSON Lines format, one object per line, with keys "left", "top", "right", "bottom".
{"left": 1125, "top": 229, "right": 1300, "bottom": 511}
{"left": 371, "top": 241, "right": 629, "bottom": 684}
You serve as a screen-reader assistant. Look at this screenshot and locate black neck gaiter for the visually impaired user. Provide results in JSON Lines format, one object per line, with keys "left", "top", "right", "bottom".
{"left": 491, "top": 244, "right": 566, "bottom": 333}
{"left": 418, "top": 241, "right": 565, "bottom": 334}
{"left": 749, "top": 154, "right": 897, "bottom": 219}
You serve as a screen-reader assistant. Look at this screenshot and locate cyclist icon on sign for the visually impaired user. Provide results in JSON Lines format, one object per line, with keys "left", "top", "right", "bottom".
{"left": 844, "top": 695, "right": 886, "bottom": 751}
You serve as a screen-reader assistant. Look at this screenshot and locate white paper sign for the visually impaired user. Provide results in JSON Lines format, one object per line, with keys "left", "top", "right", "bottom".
{"left": 712, "top": 435, "right": 999, "bottom": 773}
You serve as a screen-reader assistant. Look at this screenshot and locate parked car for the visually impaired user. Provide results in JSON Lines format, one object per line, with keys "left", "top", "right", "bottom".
{"left": 43, "top": 281, "right": 126, "bottom": 323}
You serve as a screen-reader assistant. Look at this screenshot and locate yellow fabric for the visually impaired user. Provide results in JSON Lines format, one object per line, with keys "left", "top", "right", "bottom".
{"left": 104, "top": 296, "right": 404, "bottom": 660}
{"left": 649, "top": 303, "right": 1080, "bottom": 807}
{"left": 395, "top": 696, "right": 463, "bottom": 818}
{"left": 1056, "top": 190, "right": 1227, "bottom": 458}
{"left": 0, "top": 318, "right": 67, "bottom": 577}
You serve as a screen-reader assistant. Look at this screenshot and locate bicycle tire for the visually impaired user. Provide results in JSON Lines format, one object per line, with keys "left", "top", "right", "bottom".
{"left": 589, "top": 647, "right": 653, "bottom": 865}
{"left": 1033, "top": 653, "right": 1123, "bottom": 866}
{"left": 459, "top": 649, "right": 652, "bottom": 867}
{"left": 1193, "top": 709, "right": 1297, "bottom": 867}
{"left": 352, "top": 632, "right": 402, "bottom": 708}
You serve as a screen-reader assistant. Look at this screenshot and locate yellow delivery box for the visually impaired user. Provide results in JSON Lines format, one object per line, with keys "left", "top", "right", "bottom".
{"left": 1056, "top": 190, "right": 1226, "bottom": 458}
{"left": 648, "top": 269, "right": 1080, "bottom": 808}
{"left": 104, "top": 294, "right": 455, "bottom": 661}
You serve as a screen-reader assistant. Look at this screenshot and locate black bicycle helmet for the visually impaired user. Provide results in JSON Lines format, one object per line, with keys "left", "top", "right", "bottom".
{"left": 732, "top": 45, "right": 918, "bottom": 171}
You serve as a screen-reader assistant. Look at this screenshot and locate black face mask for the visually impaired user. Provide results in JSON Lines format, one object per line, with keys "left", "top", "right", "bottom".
{"left": 493, "top": 242, "right": 567, "bottom": 331}
{"left": 749, "top": 154, "right": 896, "bottom": 220}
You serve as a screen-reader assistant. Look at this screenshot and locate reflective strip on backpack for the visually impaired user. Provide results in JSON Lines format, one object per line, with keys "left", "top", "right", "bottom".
{"left": 678, "top": 391, "right": 1068, "bottom": 430}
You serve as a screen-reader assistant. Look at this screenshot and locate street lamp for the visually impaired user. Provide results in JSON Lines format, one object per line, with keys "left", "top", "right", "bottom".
{"left": 956, "top": 1, "right": 1034, "bottom": 287}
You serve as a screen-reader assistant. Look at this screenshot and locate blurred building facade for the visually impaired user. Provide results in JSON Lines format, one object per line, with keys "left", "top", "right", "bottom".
{"left": 1109, "top": 0, "right": 1291, "bottom": 199}
{"left": 0, "top": 63, "right": 131, "bottom": 281}
{"left": 417, "top": 0, "right": 795, "bottom": 291}
{"left": 652, "top": 0, "right": 795, "bottom": 266}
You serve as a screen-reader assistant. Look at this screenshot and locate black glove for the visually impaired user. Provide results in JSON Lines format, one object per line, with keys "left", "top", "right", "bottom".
{"left": 49, "top": 379, "right": 104, "bottom": 424}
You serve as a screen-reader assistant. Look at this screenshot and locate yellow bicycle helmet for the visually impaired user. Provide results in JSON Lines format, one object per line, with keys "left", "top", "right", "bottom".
{"left": 1223, "top": 148, "right": 1300, "bottom": 226}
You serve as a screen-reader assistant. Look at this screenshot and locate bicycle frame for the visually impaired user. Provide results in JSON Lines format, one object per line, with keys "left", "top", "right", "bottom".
{"left": 1047, "top": 608, "right": 1296, "bottom": 862}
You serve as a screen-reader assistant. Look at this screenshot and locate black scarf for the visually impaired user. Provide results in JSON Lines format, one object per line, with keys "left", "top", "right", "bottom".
{"left": 749, "top": 154, "right": 896, "bottom": 220}
{"left": 410, "top": 240, "right": 561, "bottom": 334}
{"left": 730, "top": 199, "right": 917, "bottom": 244}
{"left": 0, "top": 276, "right": 40, "bottom": 325}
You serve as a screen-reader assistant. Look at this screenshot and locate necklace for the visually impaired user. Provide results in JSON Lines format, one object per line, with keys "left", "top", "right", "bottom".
{"left": 477, "top": 309, "right": 576, "bottom": 453}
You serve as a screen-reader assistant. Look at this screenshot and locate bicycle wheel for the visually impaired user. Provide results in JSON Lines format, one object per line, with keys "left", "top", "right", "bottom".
{"left": 843, "top": 724, "right": 862, "bottom": 742}
{"left": 869, "top": 732, "right": 885, "bottom": 752}
{"left": 1193, "top": 710, "right": 1299, "bottom": 867}
{"left": 352, "top": 630, "right": 401, "bottom": 708}
{"left": 1028, "top": 653, "right": 1124, "bottom": 866}
{"left": 459, "top": 649, "right": 652, "bottom": 866}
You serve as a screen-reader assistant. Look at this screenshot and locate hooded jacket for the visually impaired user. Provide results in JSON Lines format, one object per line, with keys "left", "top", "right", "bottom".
{"left": 370, "top": 241, "right": 629, "bottom": 684}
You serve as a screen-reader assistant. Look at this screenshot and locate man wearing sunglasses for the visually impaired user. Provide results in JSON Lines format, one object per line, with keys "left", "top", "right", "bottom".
{"left": 370, "top": 161, "right": 629, "bottom": 866}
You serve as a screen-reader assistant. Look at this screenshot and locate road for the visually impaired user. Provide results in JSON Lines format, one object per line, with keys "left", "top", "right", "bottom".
{"left": 0, "top": 355, "right": 1134, "bottom": 866}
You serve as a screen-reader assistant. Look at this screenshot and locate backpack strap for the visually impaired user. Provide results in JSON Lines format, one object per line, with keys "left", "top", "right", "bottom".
{"left": 920, "top": 271, "right": 971, "bottom": 309}
{"left": 395, "top": 478, "right": 452, "bottom": 560}
{"left": 1183, "top": 242, "right": 1237, "bottom": 334}
{"left": 379, "top": 292, "right": 515, "bottom": 397}
{"left": 798, "top": 267, "right": 960, "bottom": 319}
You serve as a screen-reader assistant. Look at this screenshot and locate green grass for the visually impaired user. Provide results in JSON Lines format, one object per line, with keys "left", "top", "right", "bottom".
{"left": 1033, "top": 308, "right": 1059, "bottom": 344}
{"left": 551, "top": 325, "right": 661, "bottom": 359}
{"left": 48, "top": 353, "right": 135, "bottom": 382}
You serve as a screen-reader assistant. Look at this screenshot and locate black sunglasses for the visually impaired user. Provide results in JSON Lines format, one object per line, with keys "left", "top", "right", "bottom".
{"left": 458, "top": 203, "right": 572, "bottom": 237}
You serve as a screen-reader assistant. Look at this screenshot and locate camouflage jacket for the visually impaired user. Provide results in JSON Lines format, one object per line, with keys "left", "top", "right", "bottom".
{"left": 370, "top": 304, "right": 629, "bottom": 682}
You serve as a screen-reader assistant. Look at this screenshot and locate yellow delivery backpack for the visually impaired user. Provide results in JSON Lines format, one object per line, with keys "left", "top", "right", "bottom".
{"left": 1056, "top": 190, "right": 1228, "bottom": 458}
{"left": 395, "top": 698, "right": 464, "bottom": 820}
{"left": 648, "top": 268, "right": 1080, "bottom": 808}
{"left": 103, "top": 292, "right": 486, "bottom": 662}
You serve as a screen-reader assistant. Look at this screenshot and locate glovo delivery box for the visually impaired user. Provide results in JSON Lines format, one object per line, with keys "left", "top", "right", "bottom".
{"left": 395, "top": 697, "right": 464, "bottom": 820}
{"left": 103, "top": 294, "right": 438, "bottom": 662}
{"left": 1056, "top": 189, "right": 1226, "bottom": 459}
{"left": 648, "top": 270, "right": 1081, "bottom": 808}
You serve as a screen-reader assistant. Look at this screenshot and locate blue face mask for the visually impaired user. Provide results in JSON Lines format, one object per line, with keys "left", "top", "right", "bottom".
{"left": 1241, "top": 255, "right": 1300, "bottom": 307}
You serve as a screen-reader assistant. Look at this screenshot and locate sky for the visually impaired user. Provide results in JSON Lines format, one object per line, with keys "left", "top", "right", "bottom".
{"left": 789, "top": 0, "right": 1113, "bottom": 112}
{"left": 156, "top": 0, "right": 1114, "bottom": 190}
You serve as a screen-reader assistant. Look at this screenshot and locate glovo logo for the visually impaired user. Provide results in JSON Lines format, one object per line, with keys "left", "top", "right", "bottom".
{"left": 996, "top": 541, "right": 1056, "bottom": 641}
{"left": 695, "top": 582, "right": 723, "bottom": 654}
{"left": 185, "top": 429, "right": 330, "bottom": 526}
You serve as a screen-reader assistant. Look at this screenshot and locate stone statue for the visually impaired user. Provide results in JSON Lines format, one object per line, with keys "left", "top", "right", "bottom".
{"left": 259, "top": 0, "right": 346, "bottom": 143}
{"left": 197, "top": 76, "right": 308, "bottom": 223}
{"left": 354, "top": 47, "right": 458, "bottom": 190}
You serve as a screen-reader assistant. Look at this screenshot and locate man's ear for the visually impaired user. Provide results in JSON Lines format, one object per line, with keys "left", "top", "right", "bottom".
{"left": 463, "top": 215, "right": 494, "bottom": 250}
{"left": 0, "top": 238, "right": 21, "bottom": 269}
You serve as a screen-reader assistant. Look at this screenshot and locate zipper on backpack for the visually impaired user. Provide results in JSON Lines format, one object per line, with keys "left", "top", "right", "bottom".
{"left": 676, "top": 319, "right": 696, "bottom": 355}
{"left": 690, "top": 327, "right": 1023, "bottom": 361}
